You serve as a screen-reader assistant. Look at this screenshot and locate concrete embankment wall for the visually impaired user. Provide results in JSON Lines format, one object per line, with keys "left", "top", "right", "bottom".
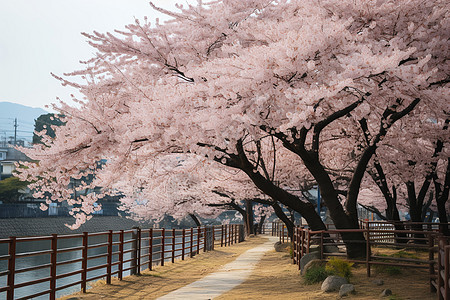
{"left": 0, "top": 216, "right": 153, "bottom": 238}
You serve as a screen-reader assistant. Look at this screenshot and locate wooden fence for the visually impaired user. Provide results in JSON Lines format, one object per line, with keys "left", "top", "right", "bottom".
{"left": 437, "top": 236, "right": 450, "bottom": 300}
{"left": 284, "top": 220, "right": 449, "bottom": 299}
{"left": 270, "top": 221, "right": 290, "bottom": 243}
{"left": 0, "top": 224, "right": 244, "bottom": 300}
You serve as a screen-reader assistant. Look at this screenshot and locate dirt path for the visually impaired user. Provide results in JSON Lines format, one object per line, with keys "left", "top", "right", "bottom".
{"left": 217, "top": 245, "right": 434, "bottom": 300}
{"left": 61, "top": 235, "right": 435, "bottom": 300}
{"left": 157, "top": 236, "right": 277, "bottom": 299}
{"left": 60, "top": 236, "right": 269, "bottom": 300}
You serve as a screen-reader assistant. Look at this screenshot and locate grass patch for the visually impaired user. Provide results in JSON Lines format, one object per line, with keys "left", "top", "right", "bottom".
{"left": 373, "top": 249, "right": 422, "bottom": 276}
{"left": 390, "top": 250, "right": 419, "bottom": 259}
{"left": 304, "top": 265, "right": 331, "bottom": 284}
{"left": 374, "top": 265, "right": 402, "bottom": 275}
{"left": 377, "top": 250, "right": 419, "bottom": 259}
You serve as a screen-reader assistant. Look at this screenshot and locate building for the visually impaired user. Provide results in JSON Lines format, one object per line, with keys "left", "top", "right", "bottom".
{"left": 0, "top": 142, "right": 31, "bottom": 180}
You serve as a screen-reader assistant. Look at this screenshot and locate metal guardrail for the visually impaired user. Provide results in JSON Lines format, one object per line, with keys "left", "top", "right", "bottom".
{"left": 0, "top": 224, "right": 244, "bottom": 300}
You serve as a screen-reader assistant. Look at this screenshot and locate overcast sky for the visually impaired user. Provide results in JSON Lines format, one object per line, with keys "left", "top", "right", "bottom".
{"left": 0, "top": 0, "right": 182, "bottom": 110}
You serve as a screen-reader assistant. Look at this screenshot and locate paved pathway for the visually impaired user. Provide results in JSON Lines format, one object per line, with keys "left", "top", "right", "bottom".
{"left": 157, "top": 235, "right": 278, "bottom": 300}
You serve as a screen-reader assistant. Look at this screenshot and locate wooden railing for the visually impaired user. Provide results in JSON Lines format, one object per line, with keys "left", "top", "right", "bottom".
{"left": 0, "top": 224, "right": 244, "bottom": 300}
{"left": 289, "top": 221, "right": 449, "bottom": 298}
{"left": 270, "top": 221, "right": 290, "bottom": 243}
{"left": 436, "top": 236, "right": 450, "bottom": 300}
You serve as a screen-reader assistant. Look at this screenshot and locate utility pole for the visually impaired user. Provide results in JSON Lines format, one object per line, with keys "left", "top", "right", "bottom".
{"left": 13, "top": 118, "right": 18, "bottom": 146}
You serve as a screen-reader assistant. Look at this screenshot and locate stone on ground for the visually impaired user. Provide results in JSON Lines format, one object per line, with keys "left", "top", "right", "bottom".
{"left": 301, "top": 259, "right": 325, "bottom": 275}
{"left": 371, "top": 279, "right": 384, "bottom": 286}
{"left": 274, "top": 241, "right": 290, "bottom": 252}
{"left": 339, "top": 284, "right": 355, "bottom": 297}
{"left": 321, "top": 275, "right": 348, "bottom": 292}
{"left": 299, "top": 252, "right": 320, "bottom": 274}
{"left": 380, "top": 288, "right": 393, "bottom": 297}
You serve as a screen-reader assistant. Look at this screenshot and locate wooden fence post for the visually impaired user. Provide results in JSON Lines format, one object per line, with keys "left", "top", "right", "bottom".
{"left": 366, "top": 225, "right": 371, "bottom": 277}
{"left": 232, "top": 225, "right": 235, "bottom": 244}
{"left": 444, "top": 245, "right": 450, "bottom": 300}
{"left": 297, "top": 228, "right": 301, "bottom": 269}
{"left": 119, "top": 230, "right": 124, "bottom": 279}
{"left": 319, "top": 231, "right": 324, "bottom": 260}
{"left": 182, "top": 229, "right": 185, "bottom": 260}
{"left": 306, "top": 230, "right": 310, "bottom": 254}
{"left": 137, "top": 228, "right": 141, "bottom": 275}
{"left": 212, "top": 226, "right": 215, "bottom": 250}
{"left": 437, "top": 237, "right": 444, "bottom": 299}
{"left": 161, "top": 228, "right": 165, "bottom": 266}
{"left": 293, "top": 227, "right": 297, "bottom": 263}
{"left": 428, "top": 233, "right": 435, "bottom": 293}
{"left": 197, "top": 227, "right": 201, "bottom": 254}
{"left": 189, "top": 227, "right": 194, "bottom": 258}
{"left": 107, "top": 230, "right": 113, "bottom": 284}
{"left": 172, "top": 229, "right": 176, "bottom": 263}
{"left": 231, "top": 225, "right": 234, "bottom": 245}
{"left": 6, "top": 237, "right": 16, "bottom": 300}
{"left": 50, "top": 234, "right": 57, "bottom": 300}
{"left": 203, "top": 227, "right": 207, "bottom": 252}
{"left": 131, "top": 227, "right": 138, "bottom": 274}
{"left": 81, "top": 232, "right": 88, "bottom": 293}
{"left": 148, "top": 228, "right": 153, "bottom": 270}
{"left": 221, "top": 225, "right": 224, "bottom": 247}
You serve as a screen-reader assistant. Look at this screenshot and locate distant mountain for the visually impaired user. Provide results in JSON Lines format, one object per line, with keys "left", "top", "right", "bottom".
{"left": 0, "top": 102, "right": 48, "bottom": 121}
{"left": 0, "top": 102, "right": 49, "bottom": 144}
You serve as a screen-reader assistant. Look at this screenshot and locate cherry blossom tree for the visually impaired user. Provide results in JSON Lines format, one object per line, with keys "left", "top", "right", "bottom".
{"left": 361, "top": 117, "right": 449, "bottom": 235}
{"left": 16, "top": 0, "right": 449, "bottom": 258}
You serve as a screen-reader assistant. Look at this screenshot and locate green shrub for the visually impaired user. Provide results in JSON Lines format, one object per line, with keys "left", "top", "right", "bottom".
{"left": 304, "top": 265, "right": 331, "bottom": 284}
{"left": 325, "top": 257, "right": 354, "bottom": 280}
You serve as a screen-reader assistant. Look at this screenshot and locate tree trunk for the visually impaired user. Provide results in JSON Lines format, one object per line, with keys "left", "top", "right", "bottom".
{"left": 301, "top": 157, "right": 367, "bottom": 258}
{"left": 386, "top": 193, "right": 408, "bottom": 244}
{"left": 436, "top": 198, "right": 449, "bottom": 236}
{"left": 406, "top": 182, "right": 428, "bottom": 243}
{"left": 369, "top": 162, "right": 408, "bottom": 244}
{"left": 387, "top": 207, "right": 408, "bottom": 244}
{"left": 189, "top": 213, "right": 202, "bottom": 227}
{"left": 245, "top": 199, "right": 255, "bottom": 235}
{"left": 233, "top": 141, "right": 328, "bottom": 233}
{"left": 257, "top": 215, "right": 266, "bottom": 234}
{"left": 271, "top": 202, "right": 295, "bottom": 240}
{"left": 434, "top": 159, "right": 450, "bottom": 236}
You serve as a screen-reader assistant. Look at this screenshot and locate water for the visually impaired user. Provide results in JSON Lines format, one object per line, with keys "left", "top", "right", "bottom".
{"left": 0, "top": 230, "right": 210, "bottom": 300}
